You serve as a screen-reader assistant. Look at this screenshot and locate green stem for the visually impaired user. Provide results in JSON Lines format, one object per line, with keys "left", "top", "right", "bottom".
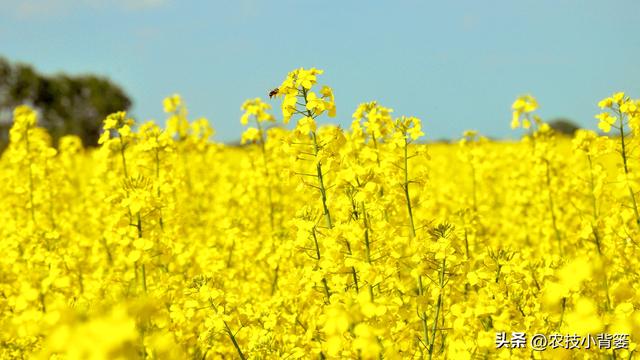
{"left": 119, "top": 135, "right": 129, "bottom": 179}
{"left": 342, "top": 227, "right": 359, "bottom": 293}
{"left": 136, "top": 212, "right": 143, "bottom": 238}
{"left": 291, "top": 87, "right": 337, "bottom": 306}
{"left": 312, "top": 131, "right": 332, "bottom": 229}
{"left": 418, "top": 276, "right": 429, "bottom": 352}
{"left": 301, "top": 87, "right": 333, "bottom": 229}
{"left": 101, "top": 237, "right": 113, "bottom": 264}
{"left": 351, "top": 266, "right": 359, "bottom": 293}
{"left": 270, "top": 264, "right": 279, "bottom": 296}
{"left": 137, "top": 212, "right": 147, "bottom": 293}
{"left": 586, "top": 156, "right": 610, "bottom": 309}
{"left": 321, "top": 278, "right": 331, "bottom": 302}
{"left": 557, "top": 297, "right": 566, "bottom": 331}
{"left": 227, "top": 240, "right": 235, "bottom": 268}
{"left": 141, "top": 264, "right": 147, "bottom": 293}
{"left": 617, "top": 110, "right": 640, "bottom": 224}
{"left": 362, "top": 202, "right": 375, "bottom": 301}
{"left": 311, "top": 228, "right": 331, "bottom": 302}
{"left": 223, "top": 321, "right": 247, "bottom": 360}
{"left": 299, "top": 87, "right": 334, "bottom": 303}
{"left": 428, "top": 259, "right": 446, "bottom": 360}
{"left": 312, "top": 227, "right": 321, "bottom": 261}
{"left": 403, "top": 136, "right": 416, "bottom": 237}
{"left": 464, "top": 227, "right": 470, "bottom": 260}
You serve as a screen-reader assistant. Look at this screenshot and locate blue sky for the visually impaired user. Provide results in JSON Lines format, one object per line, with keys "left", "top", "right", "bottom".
{"left": 1, "top": 0, "right": 639, "bottom": 142}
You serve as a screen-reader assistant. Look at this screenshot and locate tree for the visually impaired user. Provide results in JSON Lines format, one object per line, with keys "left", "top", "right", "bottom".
{"left": 548, "top": 118, "right": 581, "bottom": 136}
{"left": 0, "top": 57, "right": 132, "bottom": 149}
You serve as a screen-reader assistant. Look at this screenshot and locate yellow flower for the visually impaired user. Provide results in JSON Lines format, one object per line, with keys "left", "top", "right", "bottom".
{"left": 295, "top": 67, "right": 323, "bottom": 89}
{"left": 612, "top": 91, "right": 625, "bottom": 104}
{"left": 13, "top": 105, "right": 37, "bottom": 128}
{"left": 510, "top": 112, "right": 520, "bottom": 129}
{"left": 512, "top": 95, "right": 538, "bottom": 113}
{"left": 511, "top": 95, "right": 538, "bottom": 130}
{"left": 240, "top": 98, "right": 275, "bottom": 125}
{"left": 305, "top": 91, "right": 326, "bottom": 115}
{"left": 572, "top": 129, "right": 598, "bottom": 153}
{"left": 297, "top": 116, "right": 317, "bottom": 133}
{"left": 163, "top": 94, "right": 182, "bottom": 113}
{"left": 241, "top": 127, "right": 261, "bottom": 144}
{"left": 281, "top": 93, "right": 297, "bottom": 124}
{"left": 598, "top": 97, "right": 613, "bottom": 109}
{"left": 595, "top": 112, "right": 616, "bottom": 133}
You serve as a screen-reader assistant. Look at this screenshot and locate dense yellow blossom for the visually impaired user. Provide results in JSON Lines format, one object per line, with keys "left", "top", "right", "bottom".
{"left": 1, "top": 70, "right": 640, "bottom": 359}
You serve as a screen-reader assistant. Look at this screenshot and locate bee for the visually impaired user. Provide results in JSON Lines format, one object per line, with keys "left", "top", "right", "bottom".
{"left": 268, "top": 88, "right": 279, "bottom": 99}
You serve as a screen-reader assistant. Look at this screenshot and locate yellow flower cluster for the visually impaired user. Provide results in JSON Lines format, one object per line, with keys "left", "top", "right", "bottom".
{"left": 1, "top": 69, "right": 640, "bottom": 359}
{"left": 277, "top": 67, "right": 336, "bottom": 124}
{"left": 511, "top": 94, "right": 539, "bottom": 130}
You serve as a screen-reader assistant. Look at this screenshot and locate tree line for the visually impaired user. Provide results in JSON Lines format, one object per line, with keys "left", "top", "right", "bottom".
{"left": 0, "top": 57, "right": 132, "bottom": 150}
